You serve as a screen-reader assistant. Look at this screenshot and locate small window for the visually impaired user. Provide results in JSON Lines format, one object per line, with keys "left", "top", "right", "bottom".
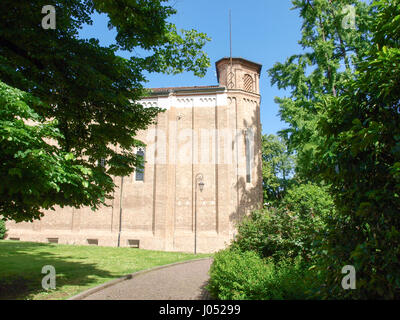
{"left": 245, "top": 130, "right": 252, "bottom": 183}
{"left": 9, "top": 237, "right": 20, "bottom": 241}
{"left": 127, "top": 239, "right": 140, "bottom": 248}
{"left": 135, "top": 148, "right": 145, "bottom": 181}
{"left": 243, "top": 74, "right": 254, "bottom": 92}
{"left": 48, "top": 238, "right": 59, "bottom": 244}
{"left": 87, "top": 239, "right": 98, "bottom": 246}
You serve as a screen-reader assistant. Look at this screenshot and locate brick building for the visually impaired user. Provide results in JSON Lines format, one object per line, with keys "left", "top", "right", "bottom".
{"left": 5, "top": 57, "right": 263, "bottom": 253}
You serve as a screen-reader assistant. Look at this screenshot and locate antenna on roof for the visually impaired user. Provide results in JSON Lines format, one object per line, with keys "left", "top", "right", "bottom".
{"left": 228, "top": 9, "right": 234, "bottom": 89}
{"left": 229, "top": 9, "right": 232, "bottom": 68}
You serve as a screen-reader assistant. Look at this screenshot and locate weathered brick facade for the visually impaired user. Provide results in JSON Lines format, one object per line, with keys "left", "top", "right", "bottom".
{"left": 5, "top": 57, "right": 263, "bottom": 253}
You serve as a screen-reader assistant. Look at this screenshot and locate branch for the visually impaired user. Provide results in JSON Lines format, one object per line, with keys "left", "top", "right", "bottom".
{"left": 0, "top": 36, "right": 44, "bottom": 70}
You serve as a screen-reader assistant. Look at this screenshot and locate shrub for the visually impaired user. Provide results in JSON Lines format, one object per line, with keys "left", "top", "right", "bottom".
{"left": 308, "top": 1, "right": 400, "bottom": 299}
{"left": 280, "top": 182, "right": 334, "bottom": 220}
{"left": 207, "top": 249, "right": 322, "bottom": 300}
{"left": 231, "top": 209, "right": 301, "bottom": 261}
{"left": 207, "top": 249, "right": 272, "bottom": 300}
{"left": 231, "top": 183, "right": 334, "bottom": 262}
{"left": 210, "top": 183, "right": 334, "bottom": 300}
{"left": 0, "top": 219, "right": 6, "bottom": 239}
{"left": 278, "top": 183, "right": 334, "bottom": 260}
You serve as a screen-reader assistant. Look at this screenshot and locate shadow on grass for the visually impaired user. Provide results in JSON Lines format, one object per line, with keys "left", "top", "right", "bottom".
{"left": 0, "top": 241, "right": 115, "bottom": 300}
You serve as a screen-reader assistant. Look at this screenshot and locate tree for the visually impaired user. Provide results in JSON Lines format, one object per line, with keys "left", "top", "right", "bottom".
{"left": 0, "top": 0, "right": 210, "bottom": 222}
{"left": 261, "top": 134, "right": 295, "bottom": 204}
{"left": 314, "top": 0, "right": 400, "bottom": 299}
{"left": 269, "top": 0, "right": 400, "bottom": 298}
{"left": 268, "top": 0, "right": 374, "bottom": 180}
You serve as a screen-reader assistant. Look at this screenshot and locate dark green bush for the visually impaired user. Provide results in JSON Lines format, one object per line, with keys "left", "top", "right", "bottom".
{"left": 230, "top": 209, "right": 301, "bottom": 261}
{"left": 0, "top": 219, "right": 6, "bottom": 239}
{"left": 207, "top": 249, "right": 322, "bottom": 300}
{"left": 312, "top": 1, "right": 400, "bottom": 299}
{"left": 231, "top": 183, "right": 334, "bottom": 261}
{"left": 208, "top": 183, "right": 333, "bottom": 300}
{"left": 280, "top": 182, "right": 334, "bottom": 220}
{"left": 207, "top": 249, "right": 272, "bottom": 300}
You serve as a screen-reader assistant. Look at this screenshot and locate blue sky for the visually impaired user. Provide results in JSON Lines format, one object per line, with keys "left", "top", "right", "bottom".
{"left": 78, "top": 0, "right": 305, "bottom": 135}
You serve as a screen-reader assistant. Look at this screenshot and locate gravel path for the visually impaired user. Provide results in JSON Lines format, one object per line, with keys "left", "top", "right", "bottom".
{"left": 82, "top": 258, "right": 213, "bottom": 300}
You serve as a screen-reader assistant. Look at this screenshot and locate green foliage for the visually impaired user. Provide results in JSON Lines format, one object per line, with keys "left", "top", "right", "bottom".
{"left": 209, "top": 183, "right": 333, "bottom": 300}
{"left": 268, "top": 0, "right": 374, "bottom": 179}
{"left": 207, "top": 249, "right": 322, "bottom": 300}
{"left": 0, "top": 0, "right": 210, "bottom": 222}
{"left": 231, "top": 210, "right": 300, "bottom": 261}
{"left": 0, "top": 81, "right": 114, "bottom": 222}
{"left": 313, "top": 0, "right": 400, "bottom": 299}
{"left": 207, "top": 249, "right": 272, "bottom": 300}
{"left": 232, "top": 183, "right": 334, "bottom": 262}
{"left": 281, "top": 182, "right": 334, "bottom": 222}
{"left": 261, "top": 134, "right": 295, "bottom": 204}
{"left": 268, "top": 0, "right": 400, "bottom": 299}
{"left": 0, "top": 219, "right": 6, "bottom": 239}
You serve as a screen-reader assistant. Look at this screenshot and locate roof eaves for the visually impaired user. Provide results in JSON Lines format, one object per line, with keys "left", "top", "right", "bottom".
{"left": 148, "top": 86, "right": 226, "bottom": 96}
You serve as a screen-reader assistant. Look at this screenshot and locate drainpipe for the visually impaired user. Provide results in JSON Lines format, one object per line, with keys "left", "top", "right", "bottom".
{"left": 117, "top": 176, "right": 124, "bottom": 247}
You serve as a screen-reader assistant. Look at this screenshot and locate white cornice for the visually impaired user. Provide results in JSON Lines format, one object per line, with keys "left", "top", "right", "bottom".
{"left": 139, "top": 92, "right": 228, "bottom": 109}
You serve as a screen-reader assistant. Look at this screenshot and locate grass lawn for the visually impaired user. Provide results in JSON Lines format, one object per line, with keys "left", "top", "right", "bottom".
{"left": 0, "top": 240, "right": 210, "bottom": 300}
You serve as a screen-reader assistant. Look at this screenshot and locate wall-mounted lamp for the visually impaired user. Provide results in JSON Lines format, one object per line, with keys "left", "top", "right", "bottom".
{"left": 198, "top": 181, "right": 205, "bottom": 192}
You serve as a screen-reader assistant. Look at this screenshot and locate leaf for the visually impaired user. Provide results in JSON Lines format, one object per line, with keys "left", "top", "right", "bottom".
{"left": 64, "top": 153, "right": 74, "bottom": 161}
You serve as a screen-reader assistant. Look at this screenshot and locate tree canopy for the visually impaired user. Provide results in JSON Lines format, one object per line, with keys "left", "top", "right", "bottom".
{"left": 314, "top": 0, "right": 400, "bottom": 299}
{"left": 0, "top": 0, "right": 210, "bottom": 222}
{"left": 269, "top": 0, "right": 400, "bottom": 298}
{"left": 261, "top": 134, "right": 295, "bottom": 204}
{"left": 268, "top": 0, "right": 373, "bottom": 179}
